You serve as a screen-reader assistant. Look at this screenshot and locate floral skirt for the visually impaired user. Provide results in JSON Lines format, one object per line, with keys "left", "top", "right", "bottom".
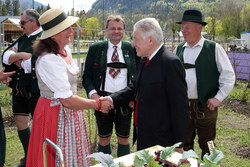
{"left": 26, "top": 97, "right": 91, "bottom": 167}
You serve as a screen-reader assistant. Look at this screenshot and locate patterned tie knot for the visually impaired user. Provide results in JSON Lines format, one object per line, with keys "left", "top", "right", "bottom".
{"left": 111, "top": 46, "right": 119, "bottom": 62}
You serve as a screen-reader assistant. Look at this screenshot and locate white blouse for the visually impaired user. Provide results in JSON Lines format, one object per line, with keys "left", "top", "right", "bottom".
{"left": 36, "top": 45, "right": 79, "bottom": 99}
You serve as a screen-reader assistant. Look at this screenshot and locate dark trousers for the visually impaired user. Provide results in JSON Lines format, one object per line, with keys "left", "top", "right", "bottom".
{"left": 184, "top": 100, "right": 218, "bottom": 153}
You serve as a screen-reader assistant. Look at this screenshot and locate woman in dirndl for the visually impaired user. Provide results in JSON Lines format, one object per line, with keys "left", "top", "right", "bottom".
{"left": 26, "top": 8, "right": 112, "bottom": 167}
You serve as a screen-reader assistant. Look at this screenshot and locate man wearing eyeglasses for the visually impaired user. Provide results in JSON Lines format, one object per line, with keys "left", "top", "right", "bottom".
{"left": 83, "top": 15, "right": 140, "bottom": 157}
{"left": 2, "top": 9, "right": 42, "bottom": 167}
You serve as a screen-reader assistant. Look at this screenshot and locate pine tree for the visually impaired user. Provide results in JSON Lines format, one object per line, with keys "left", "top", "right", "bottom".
{"left": 36, "top": 6, "right": 42, "bottom": 14}
{"left": 2, "top": 4, "right": 8, "bottom": 16}
{"left": 5, "top": 0, "right": 12, "bottom": 15}
{"left": 12, "top": 0, "right": 20, "bottom": 16}
{"left": 46, "top": 3, "right": 51, "bottom": 10}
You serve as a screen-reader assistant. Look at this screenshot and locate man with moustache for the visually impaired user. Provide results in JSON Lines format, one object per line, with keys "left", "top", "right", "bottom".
{"left": 2, "top": 9, "right": 42, "bottom": 167}
{"left": 82, "top": 15, "right": 140, "bottom": 157}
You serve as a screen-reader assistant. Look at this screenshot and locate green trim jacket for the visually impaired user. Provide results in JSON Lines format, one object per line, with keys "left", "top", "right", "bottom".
{"left": 82, "top": 40, "right": 140, "bottom": 96}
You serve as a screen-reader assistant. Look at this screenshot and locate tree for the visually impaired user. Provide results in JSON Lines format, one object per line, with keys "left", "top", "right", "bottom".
{"left": 219, "top": 0, "right": 245, "bottom": 38}
{"left": 46, "top": 3, "right": 51, "bottom": 10}
{"left": 1, "top": 4, "right": 8, "bottom": 16}
{"left": 204, "top": 16, "right": 223, "bottom": 40}
{"left": 5, "top": 0, "right": 12, "bottom": 15}
{"left": 85, "top": 17, "right": 101, "bottom": 39}
{"left": 12, "top": 0, "right": 20, "bottom": 16}
{"left": 77, "top": 10, "right": 87, "bottom": 27}
{"left": 240, "top": 3, "right": 250, "bottom": 32}
{"left": 204, "top": 1, "right": 220, "bottom": 41}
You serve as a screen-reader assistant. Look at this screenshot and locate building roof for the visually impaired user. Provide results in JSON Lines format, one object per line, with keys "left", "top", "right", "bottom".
{"left": 0, "top": 16, "right": 20, "bottom": 23}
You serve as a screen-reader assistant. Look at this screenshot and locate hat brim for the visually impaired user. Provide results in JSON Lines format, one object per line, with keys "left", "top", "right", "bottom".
{"left": 40, "top": 16, "right": 79, "bottom": 40}
{"left": 176, "top": 21, "right": 207, "bottom": 26}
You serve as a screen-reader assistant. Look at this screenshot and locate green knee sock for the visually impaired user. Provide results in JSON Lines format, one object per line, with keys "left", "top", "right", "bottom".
{"left": 117, "top": 143, "right": 130, "bottom": 157}
{"left": 18, "top": 127, "right": 31, "bottom": 158}
{"left": 98, "top": 143, "right": 111, "bottom": 154}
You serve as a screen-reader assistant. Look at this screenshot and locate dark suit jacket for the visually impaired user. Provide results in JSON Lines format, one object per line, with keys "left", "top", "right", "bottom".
{"left": 110, "top": 45, "right": 189, "bottom": 150}
{"left": 82, "top": 41, "right": 140, "bottom": 96}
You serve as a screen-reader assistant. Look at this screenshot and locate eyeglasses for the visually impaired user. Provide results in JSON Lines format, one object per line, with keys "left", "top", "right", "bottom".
{"left": 108, "top": 27, "right": 124, "bottom": 31}
{"left": 19, "top": 20, "right": 31, "bottom": 25}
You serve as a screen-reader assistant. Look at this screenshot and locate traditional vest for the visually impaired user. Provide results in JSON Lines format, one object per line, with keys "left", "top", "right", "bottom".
{"left": 176, "top": 40, "right": 220, "bottom": 106}
{"left": 2, "top": 32, "right": 42, "bottom": 93}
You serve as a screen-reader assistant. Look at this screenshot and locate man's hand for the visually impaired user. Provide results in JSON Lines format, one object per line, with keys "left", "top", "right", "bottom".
{"left": 207, "top": 98, "right": 221, "bottom": 110}
{"left": 0, "top": 67, "right": 15, "bottom": 84}
{"left": 99, "top": 96, "right": 114, "bottom": 113}
{"left": 14, "top": 60, "right": 22, "bottom": 68}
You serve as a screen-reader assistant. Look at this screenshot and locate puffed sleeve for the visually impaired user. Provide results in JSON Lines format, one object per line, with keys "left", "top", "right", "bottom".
{"left": 36, "top": 54, "right": 73, "bottom": 99}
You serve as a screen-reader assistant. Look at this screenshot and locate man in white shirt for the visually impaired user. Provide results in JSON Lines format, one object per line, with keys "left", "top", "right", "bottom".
{"left": 2, "top": 9, "right": 42, "bottom": 167}
{"left": 82, "top": 15, "right": 140, "bottom": 157}
{"left": 174, "top": 9, "right": 235, "bottom": 159}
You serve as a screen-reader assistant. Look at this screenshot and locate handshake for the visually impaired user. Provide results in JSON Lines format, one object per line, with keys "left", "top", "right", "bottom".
{"left": 92, "top": 93, "right": 134, "bottom": 114}
{"left": 95, "top": 96, "right": 114, "bottom": 113}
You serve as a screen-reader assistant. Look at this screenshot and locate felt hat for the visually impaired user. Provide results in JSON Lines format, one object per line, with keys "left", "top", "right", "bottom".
{"left": 176, "top": 9, "right": 207, "bottom": 26}
{"left": 39, "top": 8, "right": 79, "bottom": 39}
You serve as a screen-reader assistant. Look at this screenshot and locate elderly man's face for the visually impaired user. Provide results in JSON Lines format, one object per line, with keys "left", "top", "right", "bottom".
{"left": 20, "top": 12, "right": 35, "bottom": 35}
{"left": 181, "top": 22, "right": 202, "bottom": 47}
{"left": 132, "top": 28, "right": 151, "bottom": 57}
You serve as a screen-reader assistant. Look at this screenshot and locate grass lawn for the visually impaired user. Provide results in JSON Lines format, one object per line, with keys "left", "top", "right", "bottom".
{"left": 1, "top": 81, "right": 249, "bottom": 166}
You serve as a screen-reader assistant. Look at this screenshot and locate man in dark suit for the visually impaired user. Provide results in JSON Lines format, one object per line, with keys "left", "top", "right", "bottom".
{"left": 103, "top": 18, "right": 189, "bottom": 152}
{"left": 82, "top": 15, "right": 140, "bottom": 157}
{"left": 2, "top": 9, "right": 42, "bottom": 167}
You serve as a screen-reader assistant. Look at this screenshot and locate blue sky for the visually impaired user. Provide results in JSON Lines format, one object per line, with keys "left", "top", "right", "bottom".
{"left": 36, "top": 0, "right": 96, "bottom": 13}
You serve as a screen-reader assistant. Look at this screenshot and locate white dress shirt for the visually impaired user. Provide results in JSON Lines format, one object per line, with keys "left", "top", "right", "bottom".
{"left": 174, "top": 37, "right": 235, "bottom": 102}
{"left": 89, "top": 41, "right": 128, "bottom": 98}
{"left": 3, "top": 27, "right": 43, "bottom": 73}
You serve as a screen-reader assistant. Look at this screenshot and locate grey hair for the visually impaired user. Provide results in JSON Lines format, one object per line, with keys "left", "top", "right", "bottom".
{"left": 21, "top": 9, "right": 40, "bottom": 26}
{"left": 133, "top": 18, "right": 163, "bottom": 43}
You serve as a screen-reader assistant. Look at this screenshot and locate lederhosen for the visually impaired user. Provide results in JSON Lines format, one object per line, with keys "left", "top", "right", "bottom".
{"left": 2, "top": 33, "right": 42, "bottom": 116}
{"left": 176, "top": 40, "right": 219, "bottom": 153}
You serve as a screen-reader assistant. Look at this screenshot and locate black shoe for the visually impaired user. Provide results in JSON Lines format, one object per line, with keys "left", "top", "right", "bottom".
{"left": 13, "top": 157, "right": 26, "bottom": 167}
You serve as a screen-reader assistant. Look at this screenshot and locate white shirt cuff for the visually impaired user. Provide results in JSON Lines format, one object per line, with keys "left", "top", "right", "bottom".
{"left": 21, "top": 58, "right": 31, "bottom": 73}
{"left": 3, "top": 50, "right": 15, "bottom": 65}
{"left": 88, "top": 89, "right": 97, "bottom": 98}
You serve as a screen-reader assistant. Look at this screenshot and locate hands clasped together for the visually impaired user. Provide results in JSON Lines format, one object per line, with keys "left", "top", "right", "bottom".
{"left": 95, "top": 96, "right": 114, "bottom": 114}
